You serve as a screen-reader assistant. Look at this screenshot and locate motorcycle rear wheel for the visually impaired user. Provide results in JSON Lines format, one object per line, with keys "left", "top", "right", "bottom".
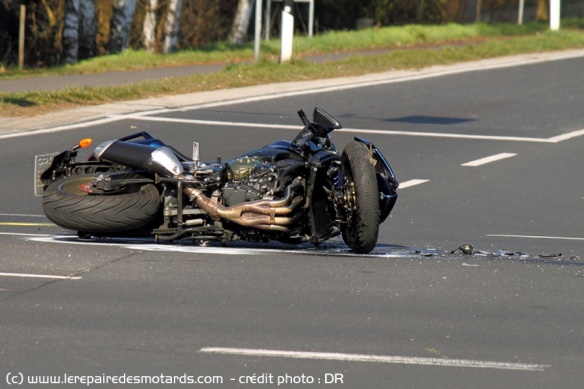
{"left": 341, "top": 142, "right": 380, "bottom": 254}
{"left": 43, "top": 174, "right": 160, "bottom": 234}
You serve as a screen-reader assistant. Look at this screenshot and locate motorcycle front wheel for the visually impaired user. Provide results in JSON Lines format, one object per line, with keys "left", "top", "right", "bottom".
{"left": 341, "top": 142, "right": 380, "bottom": 254}
{"left": 43, "top": 174, "right": 160, "bottom": 234}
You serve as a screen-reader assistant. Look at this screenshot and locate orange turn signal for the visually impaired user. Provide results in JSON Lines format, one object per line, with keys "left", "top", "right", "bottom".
{"left": 79, "top": 138, "right": 93, "bottom": 149}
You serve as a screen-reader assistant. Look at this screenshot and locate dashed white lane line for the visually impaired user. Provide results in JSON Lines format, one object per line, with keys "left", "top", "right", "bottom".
{"left": 488, "top": 234, "right": 584, "bottom": 241}
{"left": 399, "top": 179, "right": 429, "bottom": 189}
{"left": 0, "top": 272, "right": 82, "bottom": 280}
{"left": 461, "top": 153, "right": 517, "bottom": 167}
{"left": 200, "top": 347, "right": 549, "bottom": 372}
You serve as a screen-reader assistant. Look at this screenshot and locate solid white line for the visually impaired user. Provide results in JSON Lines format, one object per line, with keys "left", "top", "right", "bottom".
{"left": 0, "top": 213, "right": 46, "bottom": 218}
{"left": 108, "top": 115, "right": 554, "bottom": 143}
{"left": 462, "top": 153, "right": 517, "bottom": 167}
{"left": 0, "top": 272, "right": 82, "bottom": 280}
{"left": 0, "top": 222, "right": 55, "bottom": 227}
{"left": 0, "top": 232, "right": 51, "bottom": 237}
{"left": 488, "top": 234, "right": 584, "bottom": 241}
{"left": 200, "top": 347, "right": 549, "bottom": 372}
{"left": 399, "top": 179, "right": 429, "bottom": 189}
{"left": 110, "top": 115, "right": 299, "bottom": 130}
{"left": 342, "top": 129, "right": 549, "bottom": 143}
{"left": 0, "top": 116, "right": 122, "bottom": 140}
{"left": 547, "top": 128, "right": 584, "bottom": 143}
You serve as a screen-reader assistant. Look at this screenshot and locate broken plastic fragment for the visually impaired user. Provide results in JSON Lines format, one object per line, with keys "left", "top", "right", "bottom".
{"left": 451, "top": 244, "right": 474, "bottom": 255}
{"left": 539, "top": 253, "right": 562, "bottom": 258}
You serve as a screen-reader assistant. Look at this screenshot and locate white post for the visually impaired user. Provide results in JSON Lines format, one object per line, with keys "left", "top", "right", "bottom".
{"left": 518, "top": 0, "right": 525, "bottom": 25}
{"left": 550, "top": 0, "right": 560, "bottom": 31}
{"left": 280, "top": 0, "right": 294, "bottom": 63}
{"left": 254, "top": 0, "right": 263, "bottom": 63}
{"left": 266, "top": 1, "right": 314, "bottom": 40}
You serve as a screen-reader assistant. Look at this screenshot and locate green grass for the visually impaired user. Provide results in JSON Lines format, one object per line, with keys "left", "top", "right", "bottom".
{"left": 0, "top": 21, "right": 556, "bottom": 79}
{"left": 2, "top": 21, "right": 584, "bottom": 117}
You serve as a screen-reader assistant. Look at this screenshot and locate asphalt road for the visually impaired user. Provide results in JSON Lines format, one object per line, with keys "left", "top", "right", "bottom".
{"left": 0, "top": 54, "right": 583, "bottom": 388}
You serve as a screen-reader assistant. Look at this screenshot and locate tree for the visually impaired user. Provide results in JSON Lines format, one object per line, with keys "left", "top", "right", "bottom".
{"left": 62, "top": 0, "right": 96, "bottom": 63}
{"left": 143, "top": 0, "right": 158, "bottom": 52}
{"left": 536, "top": 0, "right": 548, "bottom": 21}
{"left": 62, "top": 0, "right": 80, "bottom": 63}
{"left": 163, "top": 0, "right": 183, "bottom": 53}
{"left": 443, "top": 0, "right": 460, "bottom": 21}
{"left": 108, "top": 0, "right": 137, "bottom": 54}
{"left": 79, "top": 0, "right": 96, "bottom": 59}
{"left": 228, "top": 0, "right": 253, "bottom": 45}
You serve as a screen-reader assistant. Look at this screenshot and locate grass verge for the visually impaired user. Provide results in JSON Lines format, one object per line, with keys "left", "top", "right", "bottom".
{"left": 1, "top": 22, "right": 584, "bottom": 117}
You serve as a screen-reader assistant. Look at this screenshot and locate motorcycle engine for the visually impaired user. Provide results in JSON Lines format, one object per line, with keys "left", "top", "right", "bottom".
{"left": 221, "top": 151, "right": 305, "bottom": 207}
{"left": 222, "top": 156, "right": 279, "bottom": 206}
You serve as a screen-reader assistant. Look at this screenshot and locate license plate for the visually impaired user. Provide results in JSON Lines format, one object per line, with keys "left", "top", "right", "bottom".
{"left": 34, "top": 153, "right": 59, "bottom": 196}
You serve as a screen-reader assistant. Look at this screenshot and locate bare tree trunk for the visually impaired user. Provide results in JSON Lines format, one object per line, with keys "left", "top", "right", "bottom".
{"left": 143, "top": 0, "right": 158, "bottom": 52}
{"left": 536, "top": 0, "right": 548, "bottom": 21}
{"left": 163, "top": 0, "right": 183, "bottom": 53}
{"left": 228, "top": 0, "right": 254, "bottom": 45}
{"left": 108, "top": 0, "right": 137, "bottom": 53}
{"left": 443, "top": 0, "right": 461, "bottom": 22}
{"left": 62, "top": 0, "right": 80, "bottom": 64}
{"left": 79, "top": 0, "right": 96, "bottom": 59}
{"left": 63, "top": 0, "right": 97, "bottom": 63}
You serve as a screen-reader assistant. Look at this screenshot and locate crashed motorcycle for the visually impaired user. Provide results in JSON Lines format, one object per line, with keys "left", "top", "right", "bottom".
{"left": 34, "top": 108, "right": 398, "bottom": 253}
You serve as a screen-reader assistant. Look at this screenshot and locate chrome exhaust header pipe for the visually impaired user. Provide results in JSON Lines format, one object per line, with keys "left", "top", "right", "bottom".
{"left": 184, "top": 185, "right": 302, "bottom": 232}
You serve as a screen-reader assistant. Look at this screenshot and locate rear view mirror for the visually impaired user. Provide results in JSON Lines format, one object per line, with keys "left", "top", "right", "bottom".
{"left": 313, "top": 107, "right": 342, "bottom": 135}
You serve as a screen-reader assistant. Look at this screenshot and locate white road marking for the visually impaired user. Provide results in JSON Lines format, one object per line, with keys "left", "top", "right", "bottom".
{"left": 343, "top": 129, "right": 549, "bottom": 143}
{"left": 461, "top": 153, "right": 517, "bottom": 167}
{"left": 106, "top": 115, "right": 560, "bottom": 143}
{"left": 488, "top": 234, "right": 584, "bottom": 241}
{"left": 26, "top": 236, "right": 409, "bottom": 258}
{"left": 399, "top": 179, "right": 429, "bottom": 189}
{"left": 0, "top": 272, "right": 82, "bottom": 280}
{"left": 200, "top": 347, "right": 549, "bottom": 372}
{"left": 547, "top": 128, "right": 584, "bottom": 143}
{"left": 0, "top": 213, "right": 47, "bottom": 218}
{"left": 0, "top": 222, "right": 55, "bottom": 227}
{"left": 0, "top": 232, "right": 51, "bottom": 237}
{"left": 109, "top": 115, "right": 299, "bottom": 131}
{"left": 0, "top": 116, "right": 122, "bottom": 140}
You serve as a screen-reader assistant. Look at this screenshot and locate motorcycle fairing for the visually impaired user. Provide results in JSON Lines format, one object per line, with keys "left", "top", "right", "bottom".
{"left": 354, "top": 136, "right": 399, "bottom": 223}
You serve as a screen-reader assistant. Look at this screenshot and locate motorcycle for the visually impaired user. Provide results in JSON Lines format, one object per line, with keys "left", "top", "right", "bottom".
{"left": 34, "top": 108, "right": 398, "bottom": 253}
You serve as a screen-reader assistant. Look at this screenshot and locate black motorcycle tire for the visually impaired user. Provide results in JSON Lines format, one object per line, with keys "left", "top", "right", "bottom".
{"left": 43, "top": 174, "right": 160, "bottom": 234}
{"left": 341, "top": 142, "right": 380, "bottom": 254}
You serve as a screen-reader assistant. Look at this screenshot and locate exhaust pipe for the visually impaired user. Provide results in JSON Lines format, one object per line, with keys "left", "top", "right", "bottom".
{"left": 184, "top": 184, "right": 302, "bottom": 232}
{"left": 94, "top": 140, "right": 184, "bottom": 177}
